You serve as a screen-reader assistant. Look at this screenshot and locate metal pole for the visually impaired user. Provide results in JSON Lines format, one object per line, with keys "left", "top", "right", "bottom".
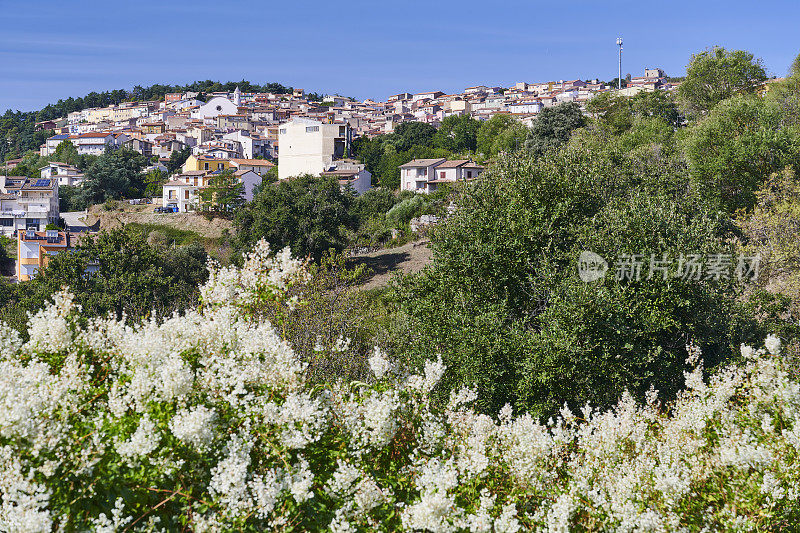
{"left": 617, "top": 37, "right": 623, "bottom": 90}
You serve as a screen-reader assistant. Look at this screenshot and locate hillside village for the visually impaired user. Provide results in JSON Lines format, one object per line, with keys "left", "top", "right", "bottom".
{"left": 1, "top": 68, "right": 679, "bottom": 232}
{"left": 5, "top": 1, "right": 800, "bottom": 524}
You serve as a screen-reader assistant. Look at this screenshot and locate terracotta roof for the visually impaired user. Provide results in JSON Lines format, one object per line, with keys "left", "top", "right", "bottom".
{"left": 231, "top": 159, "right": 275, "bottom": 167}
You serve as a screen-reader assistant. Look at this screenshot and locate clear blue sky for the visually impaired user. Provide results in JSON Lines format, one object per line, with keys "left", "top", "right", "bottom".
{"left": 1, "top": 0, "right": 798, "bottom": 112}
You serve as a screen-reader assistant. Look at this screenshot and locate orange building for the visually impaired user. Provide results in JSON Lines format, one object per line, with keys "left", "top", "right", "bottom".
{"left": 17, "top": 229, "right": 72, "bottom": 281}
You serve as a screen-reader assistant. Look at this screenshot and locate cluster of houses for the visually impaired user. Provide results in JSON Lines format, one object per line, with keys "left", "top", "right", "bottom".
{"left": 2, "top": 68, "right": 682, "bottom": 279}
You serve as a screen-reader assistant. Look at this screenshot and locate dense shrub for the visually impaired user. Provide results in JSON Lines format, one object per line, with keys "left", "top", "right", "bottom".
{"left": 2, "top": 243, "right": 800, "bottom": 531}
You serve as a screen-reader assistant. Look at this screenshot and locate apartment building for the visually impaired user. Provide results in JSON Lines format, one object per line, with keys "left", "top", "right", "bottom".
{"left": 16, "top": 229, "right": 70, "bottom": 281}
{"left": 277, "top": 118, "right": 350, "bottom": 180}
{"left": 0, "top": 176, "right": 59, "bottom": 236}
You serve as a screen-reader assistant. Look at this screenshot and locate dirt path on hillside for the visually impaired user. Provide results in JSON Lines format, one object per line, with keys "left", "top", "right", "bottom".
{"left": 349, "top": 241, "right": 432, "bottom": 289}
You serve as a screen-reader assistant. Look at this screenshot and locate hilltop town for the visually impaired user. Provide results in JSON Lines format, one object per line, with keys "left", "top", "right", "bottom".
{"left": 0, "top": 68, "right": 679, "bottom": 241}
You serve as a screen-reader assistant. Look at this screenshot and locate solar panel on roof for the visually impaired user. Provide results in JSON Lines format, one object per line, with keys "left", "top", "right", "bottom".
{"left": 34, "top": 179, "right": 50, "bottom": 187}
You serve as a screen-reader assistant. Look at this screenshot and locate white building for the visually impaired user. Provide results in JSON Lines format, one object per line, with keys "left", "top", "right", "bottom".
{"left": 0, "top": 176, "right": 59, "bottom": 236}
{"left": 72, "top": 132, "right": 116, "bottom": 155}
{"left": 223, "top": 130, "right": 273, "bottom": 159}
{"left": 162, "top": 180, "right": 197, "bottom": 213}
{"left": 400, "top": 158, "right": 483, "bottom": 194}
{"left": 40, "top": 162, "right": 85, "bottom": 187}
{"left": 321, "top": 167, "right": 372, "bottom": 196}
{"left": 277, "top": 118, "right": 350, "bottom": 180}
{"left": 192, "top": 96, "right": 239, "bottom": 122}
{"left": 41, "top": 134, "right": 72, "bottom": 156}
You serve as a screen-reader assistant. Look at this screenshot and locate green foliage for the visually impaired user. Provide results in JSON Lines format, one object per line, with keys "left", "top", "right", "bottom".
{"left": 630, "top": 90, "right": 681, "bottom": 126}
{"left": 199, "top": 170, "right": 245, "bottom": 213}
{"left": 394, "top": 145, "right": 772, "bottom": 417}
{"left": 433, "top": 114, "right": 480, "bottom": 152}
{"left": 250, "top": 249, "right": 392, "bottom": 383}
{"left": 476, "top": 114, "right": 530, "bottom": 157}
{"left": 586, "top": 91, "right": 634, "bottom": 134}
{"left": 738, "top": 168, "right": 800, "bottom": 318}
{"left": 385, "top": 195, "right": 428, "bottom": 227}
{"left": 81, "top": 148, "right": 148, "bottom": 204}
{"left": 51, "top": 139, "right": 79, "bottom": 165}
{"left": 167, "top": 146, "right": 192, "bottom": 174}
{"left": 144, "top": 168, "right": 167, "bottom": 197}
{"left": 352, "top": 122, "right": 453, "bottom": 189}
{"left": 0, "top": 227, "right": 208, "bottom": 331}
{"left": 677, "top": 46, "right": 768, "bottom": 118}
{"left": 58, "top": 185, "right": 90, "bottom": 212}
{"left": 391, "top": 121, "right": 437, "bottom": 151}
{"left": 234, "top": 175, "right": 355, "bottom": 261}
{"left": 525, "top": 102, "right": 585, "bottom": 155}
{"left": 682, "top": 95, "right": 800, "bottom": 212}
{"left": 0, "top": 235, "right": 11, "bottom": 267}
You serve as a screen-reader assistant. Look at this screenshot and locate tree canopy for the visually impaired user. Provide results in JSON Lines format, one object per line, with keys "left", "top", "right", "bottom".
{"left": 677, "top": 46, "right": 767, "bottom": 118}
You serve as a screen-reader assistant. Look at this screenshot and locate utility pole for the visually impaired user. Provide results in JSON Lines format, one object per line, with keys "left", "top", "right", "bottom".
{"left": 616, "top": 37, "right": 623, "bottom": 90}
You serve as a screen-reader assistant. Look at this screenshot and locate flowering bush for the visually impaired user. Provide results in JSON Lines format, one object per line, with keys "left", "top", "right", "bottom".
{"left": 2, "top": 240, "right": 800, "bottom": 531}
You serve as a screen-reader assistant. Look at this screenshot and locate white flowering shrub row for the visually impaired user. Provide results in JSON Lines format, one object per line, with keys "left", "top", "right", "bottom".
{"left": 2, "top": 241, "right": 800, "bottom": 532}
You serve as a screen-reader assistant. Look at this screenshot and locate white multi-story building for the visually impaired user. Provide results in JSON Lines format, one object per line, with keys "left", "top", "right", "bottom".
{"left": 277, "top": 118, "right": 350, "bottom": 180}
{"left": 0, "top": 176, "right": 59, "bottom": 236}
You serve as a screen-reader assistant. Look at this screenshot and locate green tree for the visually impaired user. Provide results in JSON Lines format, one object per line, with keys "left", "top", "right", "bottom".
{"left": 476, "top": 114, "right": 530, "bottom": 157}
{"left": 199, "top": 170, "right": 245, "bottom": 213}
{"left": 167, "top": 146, "right": 192, "bottom": 173}
{"left": 395, "top": 147, "right": 765, "bottom": 417}
{"left": 52, "top": 140, "right": 79, "bottom": 166}
{"left": 144, "top": 168, "right": 167, "bottom": 198}
{"left": 682, "top": 95, "right": 800, "bottom": 212}
{"left": 234, "top": 175, "right": 355, "bottom": 260}
{"left": 585, "top": 91, "right": 633, "bottom": 134}
{"left": 81, "top": 148, "right": 147, "bottom": 203}
{"left": 630, "top": 90, "right": 681, "bottom": 127}
{"left": 525, "top": 102, "right": 585, "bottom": 155}
{"left": 433, "top": 114, "right": 480, "bottom": 152}
{"left": 677, "top": 46, "right": 767, "bottom": 118}
{"left": 0, "top": 228, "right": 208, "bottom": 330}
{"left": 392, "top": 121, "right": 437, "bottom": 151}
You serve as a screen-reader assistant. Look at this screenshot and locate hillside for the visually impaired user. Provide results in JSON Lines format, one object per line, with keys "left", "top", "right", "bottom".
{"left": 0, "top": 80, "right": 321, "bottom": 161}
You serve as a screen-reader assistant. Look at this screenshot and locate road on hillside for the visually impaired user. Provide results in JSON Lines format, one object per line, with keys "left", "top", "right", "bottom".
{"left": 61, "top": 211, "right": 93, "bottom": 232}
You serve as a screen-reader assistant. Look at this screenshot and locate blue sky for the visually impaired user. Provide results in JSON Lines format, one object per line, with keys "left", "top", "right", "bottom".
{"left": 1, "top": 0, "right": 798, "bottom": 112}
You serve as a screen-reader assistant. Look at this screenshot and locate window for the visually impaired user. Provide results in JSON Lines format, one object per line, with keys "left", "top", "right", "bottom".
{"left": 305, "top": 126, "right": 319, "bottom": 133}
{"left": 0, "top": 218, "right": 12, "bottom": 227}
{"left": 440, "top": 172, "right": 445, "bottom": 179}
{"left": 204, "top": 163, "right": 209, "bottom": 170}
{"left": 416, "top": 168, "right": 425, "bottom": 177}
{"left": 339, "top": 126, "right": 346, "bottom": 136}
{"left": 466, "top": 171, "right": 472, "bottom": 179}
{"left": 169, "top": 190, "right": 176, "bottom": 199}
{"left": 279, "top": 128, "right": 287, "bottom": 134}
{"left": 185, "top": 190, "right": 190, "bottom": 200}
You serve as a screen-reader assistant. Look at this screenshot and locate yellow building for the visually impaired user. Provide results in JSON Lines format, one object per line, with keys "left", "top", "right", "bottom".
{"left": 182, "top": 155, "right": 231, "bottom": 173}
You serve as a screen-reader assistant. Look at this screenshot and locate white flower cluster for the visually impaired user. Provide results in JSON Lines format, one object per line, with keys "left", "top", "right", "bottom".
{"left": 2, "top": 240, "right": 800, "bottom": 531}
